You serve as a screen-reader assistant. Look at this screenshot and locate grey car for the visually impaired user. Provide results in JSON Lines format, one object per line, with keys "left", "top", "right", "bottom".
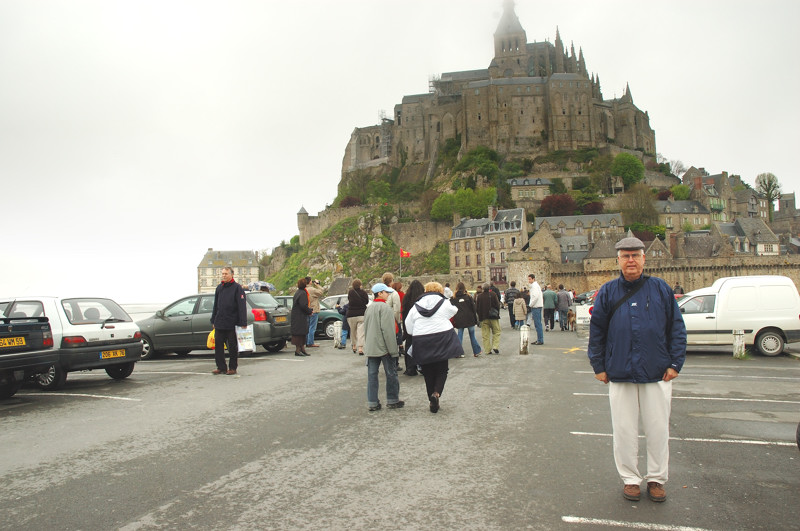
{"left": 136, "top": 292, "right": 291, "bottom": 360}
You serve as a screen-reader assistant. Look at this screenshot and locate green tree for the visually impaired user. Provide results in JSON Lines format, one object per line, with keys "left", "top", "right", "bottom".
{"left": 430, "top": 193, "right": 456, "bottom": 221}
{"left": 549, "top": 178, "right": 567, "bottom": 195}
{"left": 611, "top": 153, "right": 645, "bottom": 190}
{"left": 755, "top": 172, "right": 782, "bottom": 222}
{"left": 670, "top": 184, "right": 691, "bottom": 200}
{"left": 619, "top": 183, "right": 658, "bottom": 226}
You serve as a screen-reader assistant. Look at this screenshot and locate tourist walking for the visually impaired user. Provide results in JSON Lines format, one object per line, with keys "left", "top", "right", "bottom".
{"left": 363, "top": 283, "right": 404, "bottom": 412}
{"left": 513, "top": 295, "right": 527, "bottom": 329}
{"left": 543, "top": 284, "right": 557, "bottom": 332}
{"left": 210, "top": 266, "right": 247, "bottom": 375}
{"left": 504, "top": 281, "right": 520, "bottom": 328}
{"left": 587, "top": 237, "right": 687, "bottom": 503}
{"left": 556, "top": 284, "right": 572, "bottom": 331}
{"left": 404, "top": 282, "right": 464, "bottom": 413}
{"left": 346, "top": 279, "right": 370, "bottom": 355}
{"left": 290, "top": 277, "right": 312, "bottom": 356}
{"left": 451, "top": 281, "right": 481, "bottom": 357}
{"left": 475, "top": 282, "right": 502, "bottom": 354}
{"left": 401, "top": 279, "right": 425, "bottom": 376}
{"left": 304, "top": 277, "right": 323, "bottom": 348}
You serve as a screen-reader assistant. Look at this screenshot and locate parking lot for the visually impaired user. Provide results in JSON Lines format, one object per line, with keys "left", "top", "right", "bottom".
{"left": 1, "top": 324, "right": 798, "bottom": 530}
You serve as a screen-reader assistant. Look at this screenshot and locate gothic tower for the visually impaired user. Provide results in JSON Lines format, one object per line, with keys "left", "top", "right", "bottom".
{"left": 493, "top": 0, "right": 528, "bottom": 77}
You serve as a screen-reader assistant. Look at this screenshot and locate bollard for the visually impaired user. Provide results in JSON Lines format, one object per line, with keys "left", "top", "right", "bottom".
{"left": 732, "top": 329, "right": 745, "bottom": 359}
{"left": 333, "top": 320, "right": 343, "bottom": 348}
{"left": 519, "top": 324, "right": 530, "bottom": 355}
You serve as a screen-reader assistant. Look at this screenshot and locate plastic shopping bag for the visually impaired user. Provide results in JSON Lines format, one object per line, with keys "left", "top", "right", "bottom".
{"left": 207, "top": 329, "right": 216, "bottom": 349}
{"left": 235, "top": 325, "right": 255, "bottom": 353}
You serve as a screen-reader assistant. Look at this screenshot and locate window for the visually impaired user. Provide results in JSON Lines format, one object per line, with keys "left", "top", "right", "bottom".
{"left": 465, "top": 255, "right": 471, "bottom": 266}
{"left": 476, "top": 240, "right": 481, "bottom": 250}
{"left": 500, "top": 252, "right": 506, "bottom": 262}
{"left": 465, "top": 241, "right": 471, "bottom": 252}
{"left": 164, "top": 297, "right": 199, "bottom": 318}
{"left": 511, "top": 237, "right": 516, "bottom": 247}
{"left": 681, "top": 295, "right": 715, "bottom": 314}
{"left": 500, "top": 238, "right": 505, "bottom": 249}
{"left": 454, "top": 242, "right": 460, "bottom": 252}
{"left": 576, "top": 225, "right": 583, "bottom": 234}
{"left": 490, "top": 239, "right": 495, "bottom": 250}
{"left": 764, "top": 244, "right": 774, "bottom": 253}
{"left": 490, "top": 253, "right": 496, "bottom": 264}
{"left": 477, "top": 270, "right": 482, "bottom": 281}
{"left": 455, "top": 256, "right": 461, "bottom": 267}
{"left": 476, "top": 254, "right": 482, "bottom": 265}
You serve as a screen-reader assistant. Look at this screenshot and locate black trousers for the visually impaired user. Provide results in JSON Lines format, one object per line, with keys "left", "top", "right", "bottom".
{"left": 508, "top": 305, "right": 516, "bottom": 327}
{"left": 544, "top": 309, "right": 555, "bottom": 330}
{"left": 420, "top": 359, "right": 449, "bottom": 398}
{"left": 214, "top": 328, "right": 238, "bottom": 371}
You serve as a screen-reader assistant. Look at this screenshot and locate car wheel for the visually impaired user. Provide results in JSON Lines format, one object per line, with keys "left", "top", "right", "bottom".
{"left": 0, "top": 372, "right": 22, "bottom": 399}
{"left": 263, "top": 340, "right": 286, "bottom": 352}
{"left": 140, "top": 334, "right": 161, "bottom": 360}
{"left": 36, "top": 364, "right": 67, "bottom": 390}
{"left": 755, "top": 330, "right": 784, "bottom": 356}
{"left": 323, "top": 319, "right": 338, "bottom": 339}
{"left": 106, "top": 362, "right": 135, "bottom": 380}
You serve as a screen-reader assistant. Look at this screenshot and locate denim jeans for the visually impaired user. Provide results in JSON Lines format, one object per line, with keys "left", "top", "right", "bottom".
{"left": 367, "top": 354, "right": 400, "bottom": 407}
{"left": 340, "top": 328, "right": 349, "bottom": 346}
{"left": 457, "top": 326, "right": 481, "bottom": 355}
{"left": 306, "top": 312, "right": 319, "bottom": 346}
{"left": 531, "top": 307, "right": 543, "bottom": 343}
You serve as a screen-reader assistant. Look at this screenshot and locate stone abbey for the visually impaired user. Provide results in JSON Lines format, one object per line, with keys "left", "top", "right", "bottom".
{"left": 342, "top": 0, "right": 656, "bottom": 175}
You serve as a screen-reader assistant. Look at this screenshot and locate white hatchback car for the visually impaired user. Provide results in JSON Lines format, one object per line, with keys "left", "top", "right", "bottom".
{"left": 0, "top": 297, "right": 142, "bottom": 389}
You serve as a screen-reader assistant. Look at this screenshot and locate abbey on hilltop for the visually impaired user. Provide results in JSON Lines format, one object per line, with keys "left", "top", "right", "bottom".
{"left": 342, "top": 0, "right": 656, "bottom": 175}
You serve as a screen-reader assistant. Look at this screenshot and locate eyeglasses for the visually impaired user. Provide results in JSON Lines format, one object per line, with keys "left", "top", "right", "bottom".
{"left": 618, "top": 252, "right": 643, "bottom": 261}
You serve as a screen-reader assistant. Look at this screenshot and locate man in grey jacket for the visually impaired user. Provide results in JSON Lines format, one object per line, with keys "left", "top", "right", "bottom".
{"left": 363, "top": 282, "right": 404, "bottom": 412}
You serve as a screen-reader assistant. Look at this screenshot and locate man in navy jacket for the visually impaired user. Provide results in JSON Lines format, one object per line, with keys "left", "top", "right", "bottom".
{"left": 587, "top": 237, "right": 686, "bottom": 503}
{"left": 211, "top": 266, "right": 247, "bottom": 375}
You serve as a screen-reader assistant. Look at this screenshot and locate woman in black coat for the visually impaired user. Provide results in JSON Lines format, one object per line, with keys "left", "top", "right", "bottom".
{"left": 451, "top": 281, "right": 482, "bottom": 357}
{"left": 291, "top": 278, "right": 313, "bottom": 356}
{"left": 401, "top": 279, "right": 425, "bottom": 375}
{"left": 345, "top": 279, "right": 370, "bottom": 355}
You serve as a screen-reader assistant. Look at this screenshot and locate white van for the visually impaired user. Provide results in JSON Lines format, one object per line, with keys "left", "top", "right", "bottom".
{"left": 677, "top": 275, "right": 800, "bottom": 356}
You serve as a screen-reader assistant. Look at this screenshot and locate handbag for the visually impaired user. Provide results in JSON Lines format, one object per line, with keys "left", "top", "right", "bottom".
{"left": 488, "top": 307, "right": 500, "bottom": 319}
{"left": 235, "top": 325, "right": 256, "bottom": 352}
{"left": 207, "top": 329, "right": 216, "bottom": 349}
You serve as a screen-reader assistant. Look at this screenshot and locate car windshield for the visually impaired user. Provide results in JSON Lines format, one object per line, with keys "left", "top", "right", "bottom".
{"left": 61, "top": 298, "right": 132, "bottom": 325}
{"left": 247, "top": 292, "right": 280, "bottom": 309}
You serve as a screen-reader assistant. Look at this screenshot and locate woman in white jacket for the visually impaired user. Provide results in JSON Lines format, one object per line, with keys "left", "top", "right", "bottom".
{"left": 405, "top": 282, "right": 464, "bottom": 413}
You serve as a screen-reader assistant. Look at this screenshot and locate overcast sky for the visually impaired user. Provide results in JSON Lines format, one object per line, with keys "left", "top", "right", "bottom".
{"left": 1, "top": 0, "right": 797, "bottom": 304}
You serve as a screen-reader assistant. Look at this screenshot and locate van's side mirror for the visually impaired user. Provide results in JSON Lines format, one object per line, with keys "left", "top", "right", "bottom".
{"left": 155, "top": 310, "right": 164, "bottom": 318}
{"left": 680, "top": 308, "right": 685, "bottom": 313}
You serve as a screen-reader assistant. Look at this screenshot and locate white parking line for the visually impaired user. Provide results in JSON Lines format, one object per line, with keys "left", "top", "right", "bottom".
{"left": 133, "top": 371, "right": 213, "bottom": 375}
{"left": 16, "top": 393, "right": 140, "bottom": 402}
{"left": 562, "top": 515, "right": 713, "bottom": 530}
{"left": 571, "top": 431, "right": 794, "bottom": 447}
{"left": 574, "top": 392, "right": 800, "bottom": 405}
{"left": 573, "top": 370, "right": 800, "bottom": 381}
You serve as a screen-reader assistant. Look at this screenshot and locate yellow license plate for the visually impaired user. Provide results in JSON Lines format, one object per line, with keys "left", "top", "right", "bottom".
{"left": 275, "top": 316, "right": 287, "bottom": 323}
{"left": 0, "top": 337, "right": 26, "bottom": 348}
{"left": 101, "top": 349, "right": 125, "bottom": 359}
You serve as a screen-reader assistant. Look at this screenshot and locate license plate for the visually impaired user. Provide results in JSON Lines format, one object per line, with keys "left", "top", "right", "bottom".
{"left": 275, "top": 316, "right": 287, "bottom": 323}
{"left": 100, "top": 349, "right": 125, "bottom": 359}
{"left": 0, "top": 337, "right": 25, "bottom": 348}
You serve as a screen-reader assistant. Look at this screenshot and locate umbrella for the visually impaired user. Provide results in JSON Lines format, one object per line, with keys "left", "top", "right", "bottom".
{"left": 248, "top": 281, "right": 275, "bottom": 292}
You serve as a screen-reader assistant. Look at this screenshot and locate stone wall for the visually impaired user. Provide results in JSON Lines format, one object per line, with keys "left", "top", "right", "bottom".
{"left": 507, "top": 253, "right": 800, "bottom": 294}
{"left": 384, "top": 220, "right": 452, "bottom": 256}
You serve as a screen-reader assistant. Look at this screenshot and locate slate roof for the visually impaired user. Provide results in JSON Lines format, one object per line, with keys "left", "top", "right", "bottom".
{"left": 721, "top": 218, "right": 779, "bottom": 244}
{"left": 198, "top": 249, "right": 259, "bottom": 268}
{"left": 682, "top": 231, "right": 721, "bottom": 258}
{"left": 536, "top": 213, "right": 623, "bottom": 231}
{"left": 452, "top": 208, "right": 525, "bottom": 239}
{"left": 654, "top": 200, "right": 709, "bottom": 214}
{"left": 507, "top": 177, "right": 552, "bottom": 186}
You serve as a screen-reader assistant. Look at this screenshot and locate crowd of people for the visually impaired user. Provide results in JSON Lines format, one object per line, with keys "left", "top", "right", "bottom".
{"left": 212, "top": 249, "right": 687, "bottom": 503}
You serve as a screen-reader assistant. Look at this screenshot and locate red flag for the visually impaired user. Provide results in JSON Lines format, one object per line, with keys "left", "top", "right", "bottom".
{"left": 400, "top": 249, "right": 411, "bottom": 258}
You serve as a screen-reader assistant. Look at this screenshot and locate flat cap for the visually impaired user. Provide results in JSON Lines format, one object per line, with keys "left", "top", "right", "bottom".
{"left": 614, "top": 237, "right": 645, "bottom": 250}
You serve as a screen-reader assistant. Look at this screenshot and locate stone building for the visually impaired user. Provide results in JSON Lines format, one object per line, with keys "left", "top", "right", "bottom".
{"left": 197, "top": 248, "right": 261, "bottom": 293}
{"left": 342, "top": 1, "right": 656, "bottom": 175}
{"left": 450, "top": 206, "right": 527, "bottom": 286}
{"left": 535, "top": 213, "right": 623, "bottom": 239}
{"left": 654, "top": 199, "right": 710, "bottom": 232}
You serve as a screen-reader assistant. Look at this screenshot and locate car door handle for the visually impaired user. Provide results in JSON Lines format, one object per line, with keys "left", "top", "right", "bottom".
{"left": 705, "top": 316, "right": 715, "bottom": 319}
{"left": 183, "top": 317, "right": 191, "bottom": 321}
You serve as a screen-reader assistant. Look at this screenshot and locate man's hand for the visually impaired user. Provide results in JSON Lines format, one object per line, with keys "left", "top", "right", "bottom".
{"left": 594, "top": 371, "right": 609, "bottom": 384}
{"left": 663, "top": 368, "right": 679, "bottom": 382}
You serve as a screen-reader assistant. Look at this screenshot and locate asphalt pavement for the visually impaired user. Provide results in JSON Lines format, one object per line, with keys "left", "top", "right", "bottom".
{"left": 0, "top": 319, "right": 798, "bottom": 530}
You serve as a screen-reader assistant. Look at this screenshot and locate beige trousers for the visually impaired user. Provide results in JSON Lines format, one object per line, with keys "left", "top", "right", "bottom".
{"left": 608, "top": 380, "right": 672, "bottom": 485}
{"left": 347, "top": 316, "right": 365, "bottom": 352}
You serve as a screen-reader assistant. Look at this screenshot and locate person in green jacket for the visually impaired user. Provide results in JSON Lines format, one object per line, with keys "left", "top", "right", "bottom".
{"left": 543, "top": 284, "right": 558, "bottom": 332}
{"left": 363, "top": 283, "right": 404, "bottom": 412}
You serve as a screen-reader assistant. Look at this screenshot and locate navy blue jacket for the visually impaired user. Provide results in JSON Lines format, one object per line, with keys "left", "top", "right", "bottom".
{"left": 211, "top": 281, "right": 247, "bottom": 329}
{"left": 588, "top": 274, "right": 686, "bottom": 383}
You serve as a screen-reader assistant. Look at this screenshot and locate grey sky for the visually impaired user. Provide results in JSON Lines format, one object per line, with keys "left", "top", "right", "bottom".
{"left": 1, "top": 0, "right": 797, "bottom": 303}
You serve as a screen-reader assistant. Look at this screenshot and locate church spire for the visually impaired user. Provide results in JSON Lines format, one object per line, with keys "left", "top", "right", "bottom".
{"left": 554, "top": 27, "right": 565, "bottom": 73}
{"left": 493, "top": 0, "right": 527, "bottom": 58}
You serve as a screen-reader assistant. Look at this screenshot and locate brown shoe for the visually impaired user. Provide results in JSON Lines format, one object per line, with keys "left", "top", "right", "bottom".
{"left": 647, "top": 482, "right": 666, "bottom": 502}
{"left": 226, "top": 369, "right": 237, "bottom": 375}
{"left": 212, "top": 369, "right": 224, "bottom": 375}
{"left": 622, "top": 484, "right": 641, "bottom": 501}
